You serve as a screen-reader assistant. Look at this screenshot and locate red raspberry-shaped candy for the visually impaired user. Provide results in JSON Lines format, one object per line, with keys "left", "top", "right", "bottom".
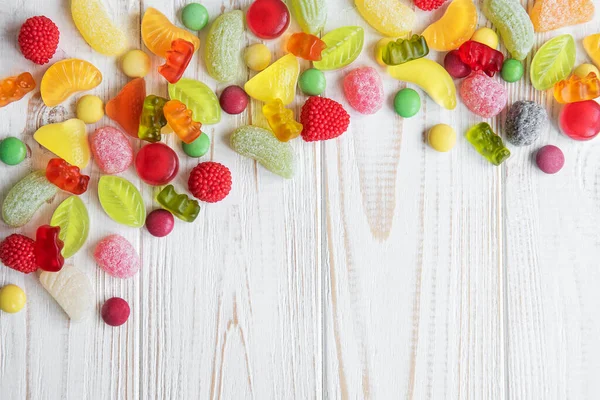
{"left": 188, "top": 162, "right": 232, "bottom": 203}
{"left": 18, "top": 16, "right": 60, "bottom": 65}
{"left": 0, "top": 234, "right": 37, "bottom": 274}
{"left": 300, "top": 96, "right": 350, "bottom": 142}
{"left": 414, "top": 0, "right": 447, "bottom": 11}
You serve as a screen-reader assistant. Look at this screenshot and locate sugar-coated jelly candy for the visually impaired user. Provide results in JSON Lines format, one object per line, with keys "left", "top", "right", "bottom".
{"left": 583, "top": 34, "right": 600, "bottom": 69}
{"left": 35, "top": 225, "right": 64, "bottom": 272}
{"left": 71, "top": 0, "right": 127, "bottom": 56}
{"left": 146, "top": 209, "right": 175, "bottom": 237}
{"left": 536, "top": 145, "right": 564, "bottom": 174}
{"left": 247, "top": 0, "right": 290, "bottom": 39}
{"left": 459, "top": 73, "right": 507, "bottom": 118}
{"left": 94, "top": 234, "right": 140, "bottom": 279}
{"left": 0, "top": 285, "right": 26, "bottom": 314}
{"left": 135, "top": 143, "right": 179, "bottom": 186}
{"left": 0, "top": 137, "right": 27, "bottom": 166}
{"left": 121, "top": 50, "right": 151, "bottom": 78}
{"left": 559, "top": 100, "right": 600, "bottom": 141}
{"left": 2, "top": 171, "right": 57, "bottom": 228}
{"left": 168, "top": 79, "right": 221, "bottom": 124}
{"left": 444, "top": 50, "right": 471, "bottom": 79}
{"left": 39, "top": 265, "right": 94, "bottom": 321}
{"left": 106, "top": 78, "right": 146, "bottom": 138}
{"left": 529, "top": 0, "right": 594, "bottom": 32}
{"left": 141, "top": 7, "right": 200, "bottom": 58}
{"left": 482, "top": 0, "right": 534, "bottom": 60}
{"left": 553, "top": 73, "right": 600, "bottom": 104}
{"left": 102, "top": 297, "right": 130, "bottom": 326}
{"left": 244, "top": 43, "right": 272, "bottom": 71}
{"left": 505, "top": 101, "right": 547, "bottom": 146}
{"left": 289, "top": 0, "right": 326, "bottom": 34}
{"left": 90, "top": 127, "right": 133, "bottom": 174}
{"left": 98, "top": 176, "right": 146, "bottom": 228}
{"left": 0, "top": 72, "right": 36, "bottom": 108}
{"left": 205, "top": 10, "right": 244, "bottom": 82}
{"left": 34, "top": 119, "right": 91, "bottom": 169}
{"left": 41, "top": 59, "right": 102, "bottom": 107}
{"left": 466, "top": 123, "right": 510, "bottom": 166}
{"left": 156, "top": 185, "right": 200, "bottom": 222}
{"left": 530, "top": 34, "right": 575, "bottom": 91}
{"left": 244, "top": 54, "right": 299, "bottom": 105}
{"left": 422, "top": 0, "right": 477, "bottom": 52}
{"left": 355, "top": 0, "right": 414, "bottom": 37}
{"left": 76, "top": 95, "right": 104, "bottom": 124}
{"left": 50, "top": 196, "right": 89, "bottom": 259}
{"left": 314, "top": 26, "right": 364, "bottom": 71}
{"left": 343, "top": 67, "right": 384, "bottom": 115}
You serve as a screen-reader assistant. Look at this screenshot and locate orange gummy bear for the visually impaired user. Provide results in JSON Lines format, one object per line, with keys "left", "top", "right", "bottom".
{"left": 106, "top": 78, "right": 146, "bottom": 138}
{"left": 0, "top": 72, "right": 36, "bottom": 107}
{"left": 158, "top": 39, "right": 194, "bottom": 84}
{"left": 286, "top": 32, "right": 327, "bottom": 61}
{"left": 163, "top": 99, "right": 201, "bottom": 144}
{"left": 529, "top": 0, "right": 594, "bottom": 32}
{"left": 553, "top": 73, "right": 600, "bottom": 104}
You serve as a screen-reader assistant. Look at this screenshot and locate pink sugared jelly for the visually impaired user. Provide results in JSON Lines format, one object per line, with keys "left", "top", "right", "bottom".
{"left": 135, "top": 143, "right": 179, "bottom": 186}
{"left": 459, "top": 72, "right": 507, "bottom": 118}
{"left": 90, "top": 127, "right": 133, "bottom": 174}
{"left": 559, "top": 100, "right": 600, "bottom": 141}
{"left": 343, "top": 67, "right": 384, "bottom": 115}
{"left": 246, "top": 0, "right": 290, "bottom": 40}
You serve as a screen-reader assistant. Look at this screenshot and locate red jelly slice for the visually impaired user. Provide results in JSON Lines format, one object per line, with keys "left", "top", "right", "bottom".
{"left": 135, "top": 143, "right": 179, "bottom": 186}
{"left": 559, "top": 100, "right": 600, "bottom": 141}
{"left": 246, "top": 0, "right": 290, "bottom": 40}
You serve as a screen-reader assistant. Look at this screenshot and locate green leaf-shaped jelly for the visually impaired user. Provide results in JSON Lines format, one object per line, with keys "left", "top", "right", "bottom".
{"left": 530, "top": 34, "right": 576, "bottom": 91}
{"left": 50, "top": 196, "right": 89, "bottom": 259}
{"left": 289, "top": 0, "right": 327, "bottom": 34}
{"left": 168, "top": 78, "right": 221, "bottom": 124}
{"left": 314, "top": 26, "right": 364, "bottom": 71}
{"left": 204, "top": 10, "right": 244, "bottom": 82}
{"left": 2, "top": 171, "right": 57, "bottom": 227}
{"left": 98, "top": 176, "right": 146, "bottom": 228}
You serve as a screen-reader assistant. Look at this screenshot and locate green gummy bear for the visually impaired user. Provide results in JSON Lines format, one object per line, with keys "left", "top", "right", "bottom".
{"left": 382, "top": 34, "right": 429, "bottom": 66}
{"left": 482, "top": 0, "right": 534, "bottom": 61}
{"left": 3, "top": 171, "right": 57, "bottom": 227}
{"left": 156, "top": 185, "right": 200, "bottom": 222}
{"left": 466, "top": 123, "right": 511, "bottom": 166}
{"left": 138, "top": 95, "right": 167, "bottom": 143}
{"left": 204, "top": 10, "right": 244, "bottom": 82}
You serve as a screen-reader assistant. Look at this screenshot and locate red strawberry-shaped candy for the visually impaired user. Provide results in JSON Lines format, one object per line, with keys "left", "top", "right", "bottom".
{"left": 300, "top": 96, "right": 350, "bottom": 142}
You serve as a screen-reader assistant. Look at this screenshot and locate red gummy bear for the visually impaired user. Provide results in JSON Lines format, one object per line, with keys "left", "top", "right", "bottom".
{"left": 457, "top": 41, "right": 504, "bottom": 78}
{"left": 34, "top": 225, "right": 64, "bottom": 272}
{"left": 158, "top": 39, "right": 194, "bottom": 84}
{"left": 46, "top": 158, "right": 90, "bottom": 195}
{"left": 106, "top": 78, "right": 146, "bottom": 138}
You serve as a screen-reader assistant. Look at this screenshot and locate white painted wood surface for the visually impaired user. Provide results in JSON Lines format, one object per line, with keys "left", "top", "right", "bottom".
{"left": 0, "top": 0, "right": 598, "bottom": 398}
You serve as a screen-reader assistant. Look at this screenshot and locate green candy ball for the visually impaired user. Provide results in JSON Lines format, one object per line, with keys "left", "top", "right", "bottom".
{"left": 181, "top": 3, "right": 209, "bottom": 31}
{"left": 501, "top": 59, "right": 524, "bottom": 83}
{"left": 299, "top": 68, "right": 326, "bottom": 96}
{"left": 394, "top": 88, "right": 421, "bottom": 118}
{"left": 0, "top": 137, "right": 27, "bottom": 166}
{"left": 182, "top": 134, "right": 210, "bottom": 158}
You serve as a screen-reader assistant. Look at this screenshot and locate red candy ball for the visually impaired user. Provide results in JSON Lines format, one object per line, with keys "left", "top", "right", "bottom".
{"left": 101, "top": 297, "right": 130, "bottom": 327}
{"left": 536, "top": 145, "right": 564, "bottom": 174}
{"left": 444, "top": 50, "right": 471, "bottom": 79}
{"left": 146, "top": 209, "right": 175, "bottom": 237}
{"left": 246, "top": 0, "right": 290, "bottom": 39}
{"left": 559, "top": 100, "right": 600, "bottom": 141}
{"left": 135, "top": 143, "right": 179, "bottom": 185}
{"left": 219, "top": 85, "right": 249, "bottom": 114}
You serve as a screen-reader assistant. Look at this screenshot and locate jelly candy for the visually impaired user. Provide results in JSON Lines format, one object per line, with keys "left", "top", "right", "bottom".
{"left": 0, "top": 137, "right": 27, "bottom": 166}
{"left": 0, "top": 284, "right": 27, "bottom": 314}
{"left": 554, "top": 73, "right": 600, "bottom": 104}
{"left": 98, "top": 176, "right": 146, "bottom": 228}
{"left": 414, "top": 0, "right": 448, "bottom": 10}
{"left": 574, "top": 64, "right": 600, "bottom": 79}
{"left": 168, "top": 79, "right": 221, "bottom": 124}
{"left": 219, "top": 86, "right": 249, "bottom": 115}
{"left": 530, "top": 34, "right": 576, "bottom": 91}
{"left": 0, "top": 72, "right": 36, "bottom": 108}
{"left": 482, "top": 0, "right": 534, "bottom": 60}
{"left": 106, "top": 78, "right": 146, "bottom": 138}
{"left": 471, "top": 27, "right": 499, "bottom": 49}
{"left": 422, "top": 0, "right": 477, "bottom": 52}
{"left": 156, "top": 185, "right": 200, "bottom": 222}
{"left": 205, "top": 10, "right": 244, "bottom": 82}
{"left": 583, "top": 34, "right": 600, "bottom": 69}
{"left": 34, "top": 119, "right": 91, "bottom": 169}
{"left": 388, "top": 58, "right": 457, "bottom": 110}
{"left": 159, "top": 39, "right": 194, "bottom": 84}
{"left": 244, "top": 54, "right": 299, "bottom": 105}
{"left": 2, "top": 171, "right": 57, "bottom": 228}
{"left": 39, "top": 265, "right": 93, "bottom": 321}
{"left": 40, "top": 59, "right": 102, "bottom": 107}
{"left": 135, "top": 143, "right": 179, "bottom": 186}
{"left": 559, "top": 100, "right": 600, "bottom": 141}
{"left": 50, "top": 196, "right": 89, "bottom": 259}
{"left": 163, "top": 100, "right": 201, "bottom": 143}
{"left": 94, "top": 234, "right": 140, "bottom": 279}
{"left": 505, "top": 101, "right": 547, "bottom": 146}
{"left": 46, "top": 158, "right": 90, "bottom": 195}
{"left": 374, "top": 38, "right": 395, "bottom": 66}
{"left": 138, "top": 95, "right": 167, "bottom": 143}
{"left": 230, "top": 125, "right": 295, "bottom": 178}
{"left": 289, "top": 0, "right": 327, "bottom": 34}
{"left": 141, "top": 7, "right": 200, "bottom": 58}
{"left": 382, "top": 35, "right": 429, "bottom": 66}
{"left": 18, "top": 16, "right": 59, "bottom": 65}
{"left": 444, "top": 50, "right": 471, "bottom": 79}
{"left": 314, "top": 26, "right": 364, "bottom": 71}
{"left": 246, "top": 0, "right": 290, "bottom": 39}
{"left": 90, "top": 127, "right": 133, "bottom": 174}
{"left": 286, "top": 33, "right": 326, "bottom": 61}
{"left": 529, "top": 0, "right": 594, "bottom": 32}
{"left": 71, "top": 0, "right": 127, "bottom": 55}
{"left": 76, "top": 95, "right": 104, "bottom": 124}
{"left": 35, "top": 225, "right": 64, "bottom": 272}
{"left": 244, "top": 43, "right": 272, "bottom": 71}
{"left": 460, "top": 73, "right": 507, "bottom": 118}
{"left": 262, "top": 99, "right": 303, "bottom": 142}
{"left": 536, "top": 145, "right": 565, "bottom": 174}
{"left": 354, "top": 0, "right": 415, "bottom": 37}
{"left": 457, "top": 41, "right": 504, "bottom": 77}
{"left": 121, "top": 50, "right": 151, "bottom": 78}
{"left": 465, "top": 123, "right": 510, "bottom": 166}
{"left": 343, "top": 67, "right": 384, "bottom": 115}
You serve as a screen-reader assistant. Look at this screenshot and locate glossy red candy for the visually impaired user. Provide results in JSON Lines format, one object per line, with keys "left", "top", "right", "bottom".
{"left": 444, "top": 50, "right": 471, "bottom": 79}
{"left": 457, "top": 40, "right": 504, "bottom": 77}
{"left": 158, "top": 39, "right": 194, "bottom": 84}
{"left": 135, "top": 143, "right": 179, "bottom": 186}
{"left": 35, "top": 225, "right": 64, "bottom": 272}
{"left": 246, "top": 0, "right": 290, "bottom": 39}
{"left": 46, "top": 158, "right": 90, "bottom": 195}
{"left": 559, "top": 100, "right": 600, "bottom": 141}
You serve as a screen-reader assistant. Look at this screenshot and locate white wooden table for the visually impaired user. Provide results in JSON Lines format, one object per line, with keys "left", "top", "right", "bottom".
{"left": 1, "top": 0, "right": 599, "bottom": 398}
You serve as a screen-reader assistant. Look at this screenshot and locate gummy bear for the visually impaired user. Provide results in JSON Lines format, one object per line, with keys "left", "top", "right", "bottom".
{"left": 106, "top": 78, "right": 146, "bottom": 138}
{"left": 262, "top": 99, "right": 303, "bottom": 142}
{"left": 138, "top": 95, "right": 167, "bottom": 143}
{"left": 46, "top": 158, "right": 90, "bottom": 195}
{"left": 354, "top": 0, "right": 415, "bottom": 37}
{"left": 0, "top": 72, "right": 36, "bottom": 108}
{"left": 40, "top": 59, "right": 102, "bottom": 107}
{"left": 205, "top": 10, "right": 244, "bottom": 82}
{"left": 34, "top": 225, "right": 64, "bottom": 272}
{"left": 244, "top": 54, "right": 299, "bottom": 105}
{"left": 529, "top": 0, "right": 594, "bottom": 32}
{"left": 382, "top": 35, "right": 429, "bottom": 66}
{"left": 422, "top": 0, "right": 477, "bottom": 52}
{"left": 482, "top": 0, "right": 534, "bottom": 60}
{"left": 465, "top": 123, "right": 511, "bottom": 166}
{"left": 457, "top": 41, "right": 504, "bottom": 77}
{"left": 289, "top": 0, "right": 327, "bottom": 34}
{"left": 286, "top": 33, "right": 326, "bottom": 61}
{"left": 553, "top": 73, "right": 600, "bottom": 104}
{"left": 71, "top": 0, "right": 127, "bottom": 56}
{"left": 246, "top": 0, "right": 291, "bottom": 39}
{"left": 163, "top": 100, "right": 202, "bottom": 144}
{"left": 39, "top": 265, "right": 93, "bottom": 321}
{"left": 141, "top": 7, "right": 200, "bottom": 58}
{"left": 156, "top": 185, "right": 200, "bottom": 222}
{"left": 34, "top": 119, "right": 91, "bottom": 169}
{"left": 158, "top": 39, "right": 194, "bottom": 84}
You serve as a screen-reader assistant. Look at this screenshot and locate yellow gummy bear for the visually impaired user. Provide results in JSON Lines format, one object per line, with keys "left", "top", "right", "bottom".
{"left": 244, "top": 54, "right": 299, "bottom": 105}
{"left": 354, "top": 0, "right": 415, "bottom": 37}
{"left": 583, "top": 34, "right": 600, "bottom": 69}
{"left": 34, "top": 119, "right": 91, "bottom": 169}
{"left": 71, "top": 0, "right": 127, "bottom": 56}
{"left": 422, "top": 0, "right": 478, "bottom": 51}
{"left": 262, "top": 99, "right": 303, "bottom": 142}
{"left": 41, "top": 59, "right": 102, "bottom": 107}
{"left": 142, "top": 8, "right": 200, "bottom": 58}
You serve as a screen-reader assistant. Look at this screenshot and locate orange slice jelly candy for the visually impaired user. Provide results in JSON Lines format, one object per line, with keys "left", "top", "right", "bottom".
{"left": 529, "top": 0, "right": 594, "bottom": 32}
{"left": 106, "top": 78, "right": 146, "bottom": 138}
{"left": 41, "top": 59, "right": 102, "bottom": 107}
{"left": 141, "top": 8, "right": 200, "bottom": 58}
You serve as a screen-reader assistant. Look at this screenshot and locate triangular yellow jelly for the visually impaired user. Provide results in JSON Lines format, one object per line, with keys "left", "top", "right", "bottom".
{"left": 34, "top": 119, "right": 91, "bottom": 169}
{"left": 244, "top": 54, "right": 299, "bottom": 105}
{"left": 584, "top": 34, "right": 600, "bottom": 69}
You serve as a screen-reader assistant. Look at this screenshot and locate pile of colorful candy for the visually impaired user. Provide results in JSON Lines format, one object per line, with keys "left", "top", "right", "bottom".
{"left": 0, "top": 0, "right": 599, "bottom": 323}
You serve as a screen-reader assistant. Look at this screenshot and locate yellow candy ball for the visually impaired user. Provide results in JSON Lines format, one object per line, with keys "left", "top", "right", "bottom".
{"left": 428, "top": 124, "right": 456, "bottom": 152}
{"left": 0, "top": 284, "right": 26, "bottom": 313}
{"left": 76, "top": 95, "right": 104, "bottom": 124}
{"left": 574, "top": 63, "right": 600, "bottom": 78}
{"left": 471, "top": 27, "right": 499, "bottom": 49}
{"left": 121, "top": 49, "right": 151, "bottom": 78}
{"left": 244, "top": 44, "right": 272, "bottom": 72}
{"left": 375, "top": 38, "right": 395, "bottom": 67}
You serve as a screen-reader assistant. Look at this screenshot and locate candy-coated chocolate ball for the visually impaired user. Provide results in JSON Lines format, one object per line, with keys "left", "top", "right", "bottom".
{"left": 181, "top": 3, "right": 209, "bottom": 31}
{"left": 76, "top": 95, "right": 104, "bottom": 124}
{"left": 182, "top": 133, "right": 210, "bottom": 158}
{"left": 298, "top": 68, "right": 326, "bottom": 96}
{"left": 501, "top": 59, "right": 524, "bottom": 83}
{"left": 374, "top": 37, "right": 394, "bottom": 67}
{"left": 444, "top": 50, "right": 471, "bottom": 79}
{"left": 428, "top": 124, "right": 456, "bottom": 152}
{"left": 146, "top": 209, "right": 175, "bottom": 237}
{"left": 574, "top": 63, "right": 600, "bottom": 79}
{"left": 121, "top": 49, "right": 151, "bottom": 78}
{"left": 393, "top": 88, "right": 421, "bottom": 118}
{"left": 101, "top": 297, "right": 130, "bottom": 326}
{"left": 0, "top": 284, "right": 26, "bottom": 313}
{"left": 244, "top": 43, "right": 272, "bottom": 72}
{"left": 471, "top": 27, "right": 498, "bottom": 49}
{"left": 219, "top": 85, "right": 248, "bottom": 114}
{"left": 536, "top": 145, "right": 564, "bottom": 174}
{"left": 559, "top": 100, "right": 600, "bottom": 141}
{"left": 0, "top": 137, "right": 27, "bottom": 166}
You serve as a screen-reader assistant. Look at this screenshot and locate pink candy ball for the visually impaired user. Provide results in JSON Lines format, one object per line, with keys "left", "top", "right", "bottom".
{"left": 101, "top": 297, "right": 130, "bottom": 327}
{"left": 219, "top": 85, "right": 248, "bottom": 114}
{"left": 536, "top": 145, "right": 564, "bottom": 174}
{"left": 94, "top": 234, "right": 140, "bottom": 279}
{"left": 343, "top": 66, "right": 384, "bottom": 115}
{"left": 444, "top": 50, "right": 471, "bottom": 79}
{"left": 90, "top": 127, "right": 133, "bottom": 174}
{"left": 145, "top": 209, "right": 175, "bottom": 237}
{"left": 460, "top": 72, "right": 507, "bottom": 118}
